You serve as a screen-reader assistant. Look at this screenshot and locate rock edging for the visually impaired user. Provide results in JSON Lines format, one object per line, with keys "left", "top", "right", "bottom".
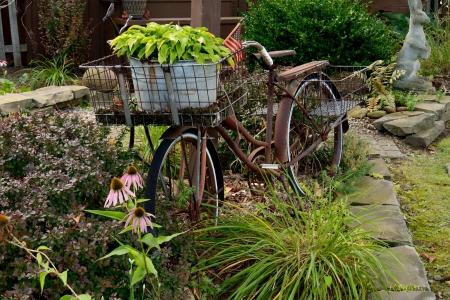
{"left": 0, "top": 85, "right": 89, "bottom": 115}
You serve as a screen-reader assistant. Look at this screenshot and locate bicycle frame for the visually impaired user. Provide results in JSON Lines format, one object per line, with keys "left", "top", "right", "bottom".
{"left": 214, "top": 52, "right": 337, "bottom": 179}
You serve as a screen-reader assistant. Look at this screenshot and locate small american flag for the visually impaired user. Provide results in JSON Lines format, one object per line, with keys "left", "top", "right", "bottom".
{"left": 223, "top": 22, "right": 245, "bottom": 69}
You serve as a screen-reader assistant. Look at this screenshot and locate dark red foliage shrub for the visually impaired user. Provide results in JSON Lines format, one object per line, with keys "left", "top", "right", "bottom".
{"left": 37, "top": 0, "right": 95, "bottom": 66}
{"left": 0, "top": 111, "right": 133, "bottom": 299}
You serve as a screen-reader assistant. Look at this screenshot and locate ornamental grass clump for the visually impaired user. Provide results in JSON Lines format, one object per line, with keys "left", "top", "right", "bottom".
{"left": 194, "top": 189, "right": 400, "bottom": 299}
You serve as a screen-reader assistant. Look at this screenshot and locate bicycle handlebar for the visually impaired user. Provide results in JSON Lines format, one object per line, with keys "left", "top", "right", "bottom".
{"left": 243, "top": 41, "right": 273, "bottom": 67}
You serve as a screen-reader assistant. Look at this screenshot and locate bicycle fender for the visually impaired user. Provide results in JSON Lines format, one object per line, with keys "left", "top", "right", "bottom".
{"left": 274, "top": 97, "right": 294, "bottom": 164}
{"left": 160, "top": 126, "right": 195, "bottom": 139}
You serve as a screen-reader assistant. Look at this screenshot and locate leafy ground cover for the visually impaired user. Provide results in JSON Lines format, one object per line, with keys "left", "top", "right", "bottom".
{"left": 390, "top": 134, "right": 450, "bottom": 299}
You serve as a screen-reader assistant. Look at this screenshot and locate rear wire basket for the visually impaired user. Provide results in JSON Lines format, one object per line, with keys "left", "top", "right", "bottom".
{"left": 304, "top": 65, "right": 369, "bottom": 118}
{"left": 80, "top": 48, "right": 251, "bottom": 127}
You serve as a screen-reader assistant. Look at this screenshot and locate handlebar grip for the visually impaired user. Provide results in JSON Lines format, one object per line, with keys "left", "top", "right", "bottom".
{"left": 258, "top": 47, "right": 273, "bottom": 67}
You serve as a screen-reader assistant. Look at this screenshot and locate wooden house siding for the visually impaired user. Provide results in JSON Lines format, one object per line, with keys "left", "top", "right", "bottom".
{"left": 3, "top": 0, "right": 246, "bottom": 65}
{"left": 2, "top": 0, "right": 417, "bottom": 65}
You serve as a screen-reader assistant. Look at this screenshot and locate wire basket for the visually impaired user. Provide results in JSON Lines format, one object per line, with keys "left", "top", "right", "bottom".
{"left": 80, "top": 48, "right": 250, "bottom": 127}
{"left": 296, "top": 65, "right": 369, "bottom": 118}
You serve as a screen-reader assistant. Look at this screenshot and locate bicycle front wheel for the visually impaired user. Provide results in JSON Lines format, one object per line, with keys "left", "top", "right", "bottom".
{"left": 144, "top": 128, "right": 223, "bottom": 230}
{"left": 275, "top": 72, "right": 343, "bottom": 196}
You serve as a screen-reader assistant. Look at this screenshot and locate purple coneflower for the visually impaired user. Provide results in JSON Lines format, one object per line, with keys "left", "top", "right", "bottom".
{"left": 123, "top": 207, "right": 155, "bottom": 234}
{"left": 121, "top": 166, "right": 144, "bottom": 190}
{"left": 104, "top": 177, "right": 135, "bottom": 208}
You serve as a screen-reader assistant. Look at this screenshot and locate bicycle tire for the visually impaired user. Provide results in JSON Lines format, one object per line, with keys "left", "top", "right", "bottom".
{"left": 144, "top": 128, "right": 223, "bottom": 231}
{"left": 275, "top": 72, "right": 343, "bottom": 196}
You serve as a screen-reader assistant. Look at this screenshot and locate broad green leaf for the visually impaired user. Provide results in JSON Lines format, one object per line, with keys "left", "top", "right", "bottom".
{"left": 36, "top": 253, "right": 42, "bottom": 265}
{"left": 153, "top": 222, "right": 162, "bottom": 228}
{"left": 197, "top": 36, "right": 205, "bottom": 44}
{"left": 145, "top": 256, "right": 158, "bottom": 276}
{"left": 144, "top": 43, "right": 157, "bottom": 59}
{"left": 158, "top": 44, "right": 169, "bottom": 64}
{"left": 176, "top": 42, "right": 184, "bottom": 58}
{"left": 131, "top": 266, "right": 147, "bottom": 286}
{"left": 325, "top": 275, "right": 332, "bottom": 288}
{"left": 37, "top": 245, "right": 51, "bottom": 251}
{"left": 227, "top": 56, "right": 234, "bottom": 68}
{"left": 156, "top": 231, "right": 185, "bottom": 244}
{"left": 140, "top": 234, "right": 160, "bottom": 250}
{"left": 97, "top": 245, "right": 130, "bottom": 261}
{"left": 59, "top": 296, "right": 75, "bottom": 300}
{"left": 126, "top": 37, "right": 139, "bottom": 51}
{"left": 193, "top": 43, "right": 201, "bottom": 54}
{"left": 77, "top": 295, "right": 92, "bottom": 300}
{"left": 58, "top": 270, "right": 68, "bottom": 286}
{"left": 136, "top": 198, "right": 150, "bottom": 204}
{"left": 40, "top": 271, "right": 49, "bottom": 293}
{"left": 85, "top": 210, "right": 126, "bottom": 221}
{"left": 169, "top": 49, "right": 178, "bottom": 64}
{"left": 119, "top": 224, "right": 133, "bottom": 234}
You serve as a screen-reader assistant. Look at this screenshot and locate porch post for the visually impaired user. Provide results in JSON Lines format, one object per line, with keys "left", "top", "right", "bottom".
{"left": 190, "top": 0, "right": 221, "bottom": 37}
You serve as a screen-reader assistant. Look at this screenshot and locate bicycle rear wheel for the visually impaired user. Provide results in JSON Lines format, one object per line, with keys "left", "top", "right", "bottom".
{"left": 275, "top": 72, "right": 343, "bottom": 196}
{"left": 144, "top": 128, "right": 223, "bottom": 230}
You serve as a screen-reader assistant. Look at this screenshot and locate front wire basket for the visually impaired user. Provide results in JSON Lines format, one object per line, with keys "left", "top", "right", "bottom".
{"left": 80, "top": 47, "right": 251, "bottom": 127}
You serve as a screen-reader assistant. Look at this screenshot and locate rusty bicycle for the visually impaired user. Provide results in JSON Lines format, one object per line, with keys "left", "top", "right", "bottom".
{"left": 80, "top": 23, "right": 368, "bottom": 226}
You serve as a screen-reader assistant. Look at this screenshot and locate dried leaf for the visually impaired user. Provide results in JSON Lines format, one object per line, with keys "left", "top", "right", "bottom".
{"left": 193, "top": 287, "right": 201, "bottom": 299}
{"left": 67, "top": 215, "right": 81, "bottom": 232}
{"left": 421, "top": 253, "right": 436, "bottom": 263}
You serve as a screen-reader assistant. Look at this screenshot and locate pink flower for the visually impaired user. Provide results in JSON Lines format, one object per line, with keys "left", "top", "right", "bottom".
{"left": 0, "top": 60, "right": 6, "bottom": 67}
{"left": 123, "top": 207, "right": 155, "bottom": 234}
{"left": 104, "top": 177, "right": 135, "bottom": 208}
{"left": 121, "top": 166, "right": 144, "bottom": 190}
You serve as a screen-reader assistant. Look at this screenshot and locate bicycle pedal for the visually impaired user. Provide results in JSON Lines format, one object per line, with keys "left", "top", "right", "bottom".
{"left": 260, "top": 164, "right": 279, "bottom": 170}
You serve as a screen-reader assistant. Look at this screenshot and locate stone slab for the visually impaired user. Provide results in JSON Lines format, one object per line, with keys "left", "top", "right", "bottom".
{"left": 368, "top": 158, "right": 391, "bottom": 180}
{"left": 438, "top": 96, "right": 450, "bottom": 111}
{"left": 341, "top": 176, "right": 399, "bottom": 206}
{"left": 414, "top": 102, "right": 446, "bottom": 120}
{"left": 67, "top": 85, "right": 89, "bottom": 99}
{"left": 348, "top": 205, "right": 412, "bottom": 243}
{"left": 381, "top": 150, "right": 404, "bottom": 159}
{"left": 368, "top": 291, "right": 435, "bottom": 300}
{"left": 375, "top": 246, "right": 430, "bottom": 291}
{"left": 368, "top": 110, "right": 387, "bottom": 119}
{"left": 373, "top": 112, "right": 409, "bottom": 131}
{"left": 363, "top": 137, "right": 403, "bottom": 159}
{"left": 401, "top": 111, "right": 424, "bottom": 116}
{"left": 0, "top": 93, "right": 33, "bottom": 113}
{"left": 383, "top": 113, "right": 435, "bottom": 136}
{"left": 404, "top": 120, "right": 445, "bottom": 148}
{"left": 422, "top": 94, "right": 437, "bottom": 101}
{"left": 443, "top": 109, "right": 450, "bottom": 122}
{"left": 21, "top": 86, "right": 74, "bottom": 108}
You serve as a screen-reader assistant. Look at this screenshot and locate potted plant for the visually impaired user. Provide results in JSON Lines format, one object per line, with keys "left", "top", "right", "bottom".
{"left": 110, "top": 22, "right": 233, "bottom": 111}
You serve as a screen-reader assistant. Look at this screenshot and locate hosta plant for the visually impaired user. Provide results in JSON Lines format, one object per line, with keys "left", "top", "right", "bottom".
{"left": 109, "top": 22, "right": 233, "bottom": 65}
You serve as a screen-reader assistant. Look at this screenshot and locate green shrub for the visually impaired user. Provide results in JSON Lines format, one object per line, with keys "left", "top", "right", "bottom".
{"left": 243, "top": 0, "right": 398, "bottom": 66}
{"left": 421, "top": 15, "right": 450, "bottom": 76}
{"left": 194, "top": 192, "right": 399, "bottom": 299}
{"left": 0, "top": 111, "right": 135, "bottom": 299}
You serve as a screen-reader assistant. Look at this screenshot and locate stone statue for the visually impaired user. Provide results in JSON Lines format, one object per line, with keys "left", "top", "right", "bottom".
{"left": 393, "top": 0, "right": 435, "bottom": 93}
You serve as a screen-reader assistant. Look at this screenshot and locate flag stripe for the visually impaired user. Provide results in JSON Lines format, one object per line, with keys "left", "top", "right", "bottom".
{"left": 223, "top": 23, "right": 245, "bottom": 69}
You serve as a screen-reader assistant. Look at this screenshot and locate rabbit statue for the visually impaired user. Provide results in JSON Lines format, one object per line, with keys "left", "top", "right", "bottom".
{"left": 393, "top": 0, "right": 435, "bottom": 93}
